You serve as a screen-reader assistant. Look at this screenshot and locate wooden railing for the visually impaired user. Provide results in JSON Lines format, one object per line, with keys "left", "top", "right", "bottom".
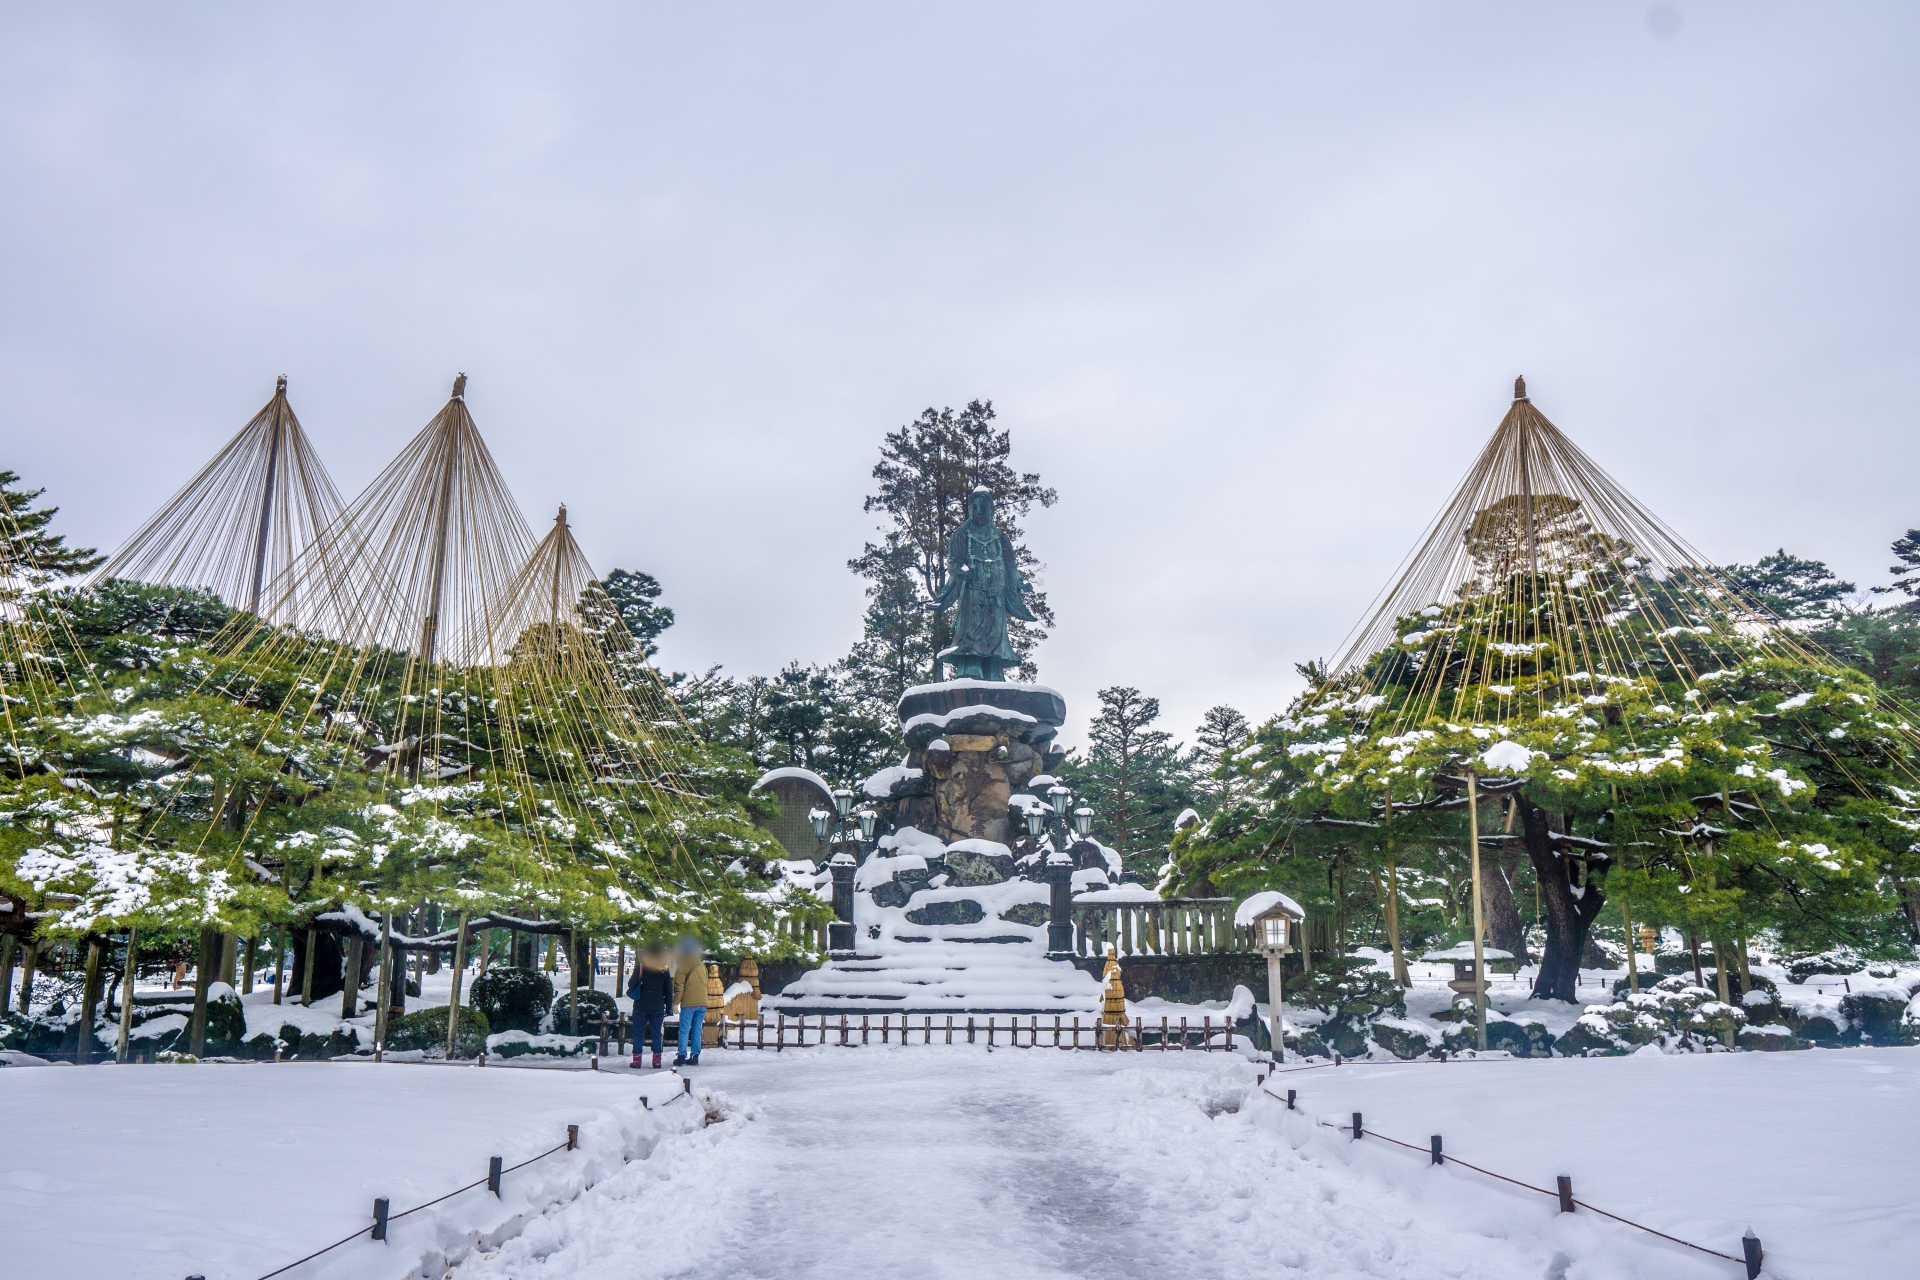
{"left": 774, "top": 915, "right": 829, "bottom": 953}
{"left": 594, "top": 1012, "right": 1239, "bottom": 1053}
{"left": 1071, "top": 898, "right": 1256, "bottom": 959}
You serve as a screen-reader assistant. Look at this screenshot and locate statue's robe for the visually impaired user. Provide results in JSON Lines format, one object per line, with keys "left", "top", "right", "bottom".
{"left": 931, "top": 519, "right": 1035, "bottom": 680}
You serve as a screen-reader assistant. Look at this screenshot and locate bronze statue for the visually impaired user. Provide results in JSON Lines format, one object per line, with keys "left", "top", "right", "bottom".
{"left": 928, "top": 488, "right": 1036, "bottom": 681}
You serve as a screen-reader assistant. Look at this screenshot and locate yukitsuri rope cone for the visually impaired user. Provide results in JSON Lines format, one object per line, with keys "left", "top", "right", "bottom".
{"left": 1202, "top": 377, "right": 1920, "bottom": 1007}
{"left": 92, "top": 376, "right": 346, "bottom": 626}
{"left": 131, "top": 375, "right": 782, "bottom": 956}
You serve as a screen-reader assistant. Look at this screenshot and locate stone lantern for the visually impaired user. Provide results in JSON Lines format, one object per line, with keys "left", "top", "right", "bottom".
{"left": 1420, "top": 943, "right": 1514, "bottom": 1005}
{"left": 1237, "top": 891, "right": 1304, "bottom": 1063}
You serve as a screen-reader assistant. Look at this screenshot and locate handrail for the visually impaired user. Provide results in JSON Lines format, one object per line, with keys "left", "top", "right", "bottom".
{"left": 1070, "top": 898, "right": 1258, "bottom": 958}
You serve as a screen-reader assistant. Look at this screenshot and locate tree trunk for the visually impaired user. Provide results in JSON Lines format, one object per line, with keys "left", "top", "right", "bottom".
{"left": 300, "top": 927, "right": 317, "bottom": 1005}
{"left": 339, "top": 936, "right": 364, "bottom": 1019}
{"left": 1518, "top": 796, "right": 1604, "bottom": 1002}
{"left": 1483, "top": 851, "right": 1527, "bottom": 962}
{"left": 1383, "top": 863, "right": 1409, "bottom": 986}
{"left": 241, "top": 936, "right": 256, "bottom": 995}
{"left": 17, "top": 940, "right": 40, "bottom": 1012}
{"left": 117, "top": 927, "right": 139, "bottom": 1062}
{"left": 445, "top": 914, "right": 469, "bottom": 1058}
{"left": 77, "top": 937, "right": 105, "bottom": 1062}
{"left": 0, "top": 934, "right": 15, "bottom": 1014}
{"left": 220, "top": 932, "right": 237, "bottom": 989}
{"left": 189, "top": 926, "right": 219, "bottom": 1057}
{"left": 272, "top": 927, "right": 285, "bottom": 1005}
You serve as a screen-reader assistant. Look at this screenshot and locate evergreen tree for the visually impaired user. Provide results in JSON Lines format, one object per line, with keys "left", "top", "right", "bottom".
{"left": 1190, "top": 705, "right": 1250, "bottom": 808}
{"left": 1872, "top": 528, "right": 1920, "bottom": 609}
{"left": 1061, "top": 686, "right": 1198, "bottom": 872}
{"left": 600, "top": 568, "right": 674, "bottom": 659}
{"left": 0, "top": 470, "right": 103, "bottom": 586}
{"left": 1721, "top": 550, "right": 1855, "bottom": 621}
{"left": 1814, "top": 610, "right": 1920, "bottom": 706}
{"left": 847, "top": 401, "right": 1057, "bottom": 685}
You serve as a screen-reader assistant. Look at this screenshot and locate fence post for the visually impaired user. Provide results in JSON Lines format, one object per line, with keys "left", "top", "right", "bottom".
{"left": 1430, "top": 1135, "right": 1443, "bottom": 1165}
{"left": 1286, "top": 1088, "right": 1296, "bottom": 1110}
{"left": 1743, "top": 1230, "right": 1763, "bottom": 1278}
{"left": 371, "top": 1197, "right": 390, "bottom": 1242}
{"left": 1352, "top": 1111, "right": 1363, "bottom": 1140}
{"left": 488, "top": 1156, "right": 502, "bottom": 1196}
{"left": 1556, "top": 1176, "right": 1574, "bottom": 1213}
{"left": 567, "top": 1124, "right": 578, "bottom": 1151}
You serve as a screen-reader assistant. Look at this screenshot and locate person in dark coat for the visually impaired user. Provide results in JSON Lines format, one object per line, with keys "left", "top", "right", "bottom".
{"left": 627, "top": 947, "right": 674, "bottom": 1070}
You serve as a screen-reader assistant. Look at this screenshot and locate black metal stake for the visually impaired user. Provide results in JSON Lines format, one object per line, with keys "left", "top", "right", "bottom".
{"left": 1430, "top": 1135, "right": 1443, "bottom": 1165}
{"left": 488, "top": 1155, "right": 502, "bottom": 1197}
{"left": 1743, "top": 1230, "right": 1764, "bottom": 1278}
{"left": 371, "top": 1197, "right": 390, "bottom": 1242}
{"left": 1556, "top": 1175, "right": 1574, "bottom": 1213}
{"left": 567, "top": 1124, "right": 578, "bottom": 1151}
{"left": 1351, "top": 1111, "right": 1363, "bottom": 1140}
{"left": 1286, "top": 1088, "right": 1296, "bottom": 1110}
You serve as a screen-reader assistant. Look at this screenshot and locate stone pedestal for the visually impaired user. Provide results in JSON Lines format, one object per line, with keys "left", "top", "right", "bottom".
{"left": 882, "top": 681, "right": 1068, "bottom": 845}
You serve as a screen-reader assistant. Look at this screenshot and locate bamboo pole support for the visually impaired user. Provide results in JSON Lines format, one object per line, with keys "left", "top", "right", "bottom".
{"left": 373, "top": 914, "right": 393, "bottom": 1062}
{"left": 1468, "top": 771, "right": 1488, "bottom": 1051}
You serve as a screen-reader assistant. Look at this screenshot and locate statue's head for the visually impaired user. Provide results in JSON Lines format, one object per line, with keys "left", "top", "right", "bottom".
{"left": 967, "top": 488, "right": 993, "bottom": 525}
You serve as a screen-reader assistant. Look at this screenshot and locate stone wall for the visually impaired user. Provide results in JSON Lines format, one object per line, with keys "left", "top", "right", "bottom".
{"left": 1072, "top": 953, "right": 1269, "bottom": 1004}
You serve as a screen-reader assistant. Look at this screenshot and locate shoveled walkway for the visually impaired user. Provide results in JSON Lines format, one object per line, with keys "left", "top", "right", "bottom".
{"left": 448, "top": 1047, "right": 1717, "bottom": 1279}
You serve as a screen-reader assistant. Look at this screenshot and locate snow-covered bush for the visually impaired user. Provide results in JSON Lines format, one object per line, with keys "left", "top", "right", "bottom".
{"left": 471, "top": 966, "right": 554, "bottom": 1034}
{"left": 544, "top": 989, "right": 618, "bottom": 1034}
{"left": 486, "top": 1030, "right": 591, "bottom": 1058}
{"left": 1291, "top": 959, "right": 1405, "bottom": 1057}
{"left": 1555, "top": 978, "right": 1746, "bottom": 1055}
{"left": 388, "top": 1006, "right": 491, "bottom": 1058}
{"left": 1839, "top": 990, "right": 1916, "bottom": 1046}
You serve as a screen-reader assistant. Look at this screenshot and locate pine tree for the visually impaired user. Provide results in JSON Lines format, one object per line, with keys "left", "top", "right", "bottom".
{"left": 1872, "top": 528, "right": 1920, "bottom": 608}
{"left": 0, "top": 470, "right": 103, "bottom": 586}
{"left": 847, "top": 401, "right": 1057, "bottom": 684}
{"left": 1191, "top": 705, "right": 1250, "bottom": 807}
{"left": 1062, "top": 687, "right": 1198, "bottom": 872}
{"left": 600, "top": 568, "right": 675, "bottom": 659}
{"left": 1721, "top": 550, "right": 1855, "bottom": 621}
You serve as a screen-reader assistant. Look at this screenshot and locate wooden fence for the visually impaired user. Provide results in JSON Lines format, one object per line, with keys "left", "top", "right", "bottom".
{"left": 1070, "top": 898, "right": 1256, "bottom": 959}
{"left": 594, "top": 1012, "right": 1240, "bottom": 1053}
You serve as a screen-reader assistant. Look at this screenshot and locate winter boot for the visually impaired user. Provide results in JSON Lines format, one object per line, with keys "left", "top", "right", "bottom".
{"left": 652, "top": 1052, "right": 662, "bottom": 1069}
{"left": 630, "top": 1053, "right": 643, "bottom": 1069}
{"left": 689, "top": 1054, "right": 700, "bottom": 1067}
{"left": 672, "top": 1053, "right": 685, "bottom": 1066}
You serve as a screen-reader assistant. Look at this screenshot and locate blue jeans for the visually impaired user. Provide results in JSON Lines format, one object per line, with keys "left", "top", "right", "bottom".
{"left": 677, "top": 1006, "right": 705, "bottom": 1059}
{"left": 636, "top": 1011, "right": 664, "bottom": 1055}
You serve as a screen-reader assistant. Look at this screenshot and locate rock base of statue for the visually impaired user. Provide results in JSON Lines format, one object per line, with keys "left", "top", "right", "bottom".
{"left": 877, "top": 680, "right": 1068, "bottom": 846}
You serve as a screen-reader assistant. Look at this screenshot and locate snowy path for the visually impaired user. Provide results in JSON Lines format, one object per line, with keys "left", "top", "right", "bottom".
{"left": 451, "top": 1049, "right": 1725, "bottom": 1280}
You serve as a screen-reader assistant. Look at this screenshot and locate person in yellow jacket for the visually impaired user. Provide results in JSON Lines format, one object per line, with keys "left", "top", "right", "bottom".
{"left": 670, "top": 937, "right": 707, "bottom": 1066}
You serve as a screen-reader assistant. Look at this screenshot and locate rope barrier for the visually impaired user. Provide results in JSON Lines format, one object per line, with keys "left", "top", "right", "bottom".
{"left": 243, "top": 1132, "right": 580, "bottom": 1280}
{"left": 1263, "top": 1087, "right": 1746, "bottom": 1268}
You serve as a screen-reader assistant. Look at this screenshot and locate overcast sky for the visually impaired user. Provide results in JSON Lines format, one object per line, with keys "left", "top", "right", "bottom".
{"left": 4, "top": 4, "right": 1916, "bottom": 749}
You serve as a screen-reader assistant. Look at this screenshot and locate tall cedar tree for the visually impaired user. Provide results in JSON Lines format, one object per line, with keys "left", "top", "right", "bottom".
{"left": 848, "top": 401, "right": 1057, "bottom": 693}
{"left": 0, "top": 470, "right": 104, "bottom": 585}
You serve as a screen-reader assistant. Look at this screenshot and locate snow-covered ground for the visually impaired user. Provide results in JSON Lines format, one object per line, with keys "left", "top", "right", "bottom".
{"left": 7, "top": 1044, "right": 1912, "bottom": 1279}
{"left": 456, "top": 1045, "right": 1912, "bottom": 1279}
{"left": 0, "top": 1063, "right": 701, "bottom": 1280}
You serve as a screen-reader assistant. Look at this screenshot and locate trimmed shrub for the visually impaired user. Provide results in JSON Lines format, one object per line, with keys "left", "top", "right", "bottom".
{"left": 388, "top": 1006, "right": 491, "bottom": 1058}
{"left": 471, "top": 966, "right": 553, "bottom": 1034}
{"left": 545, "top": 989, "right": 617, "bottom": 1035}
